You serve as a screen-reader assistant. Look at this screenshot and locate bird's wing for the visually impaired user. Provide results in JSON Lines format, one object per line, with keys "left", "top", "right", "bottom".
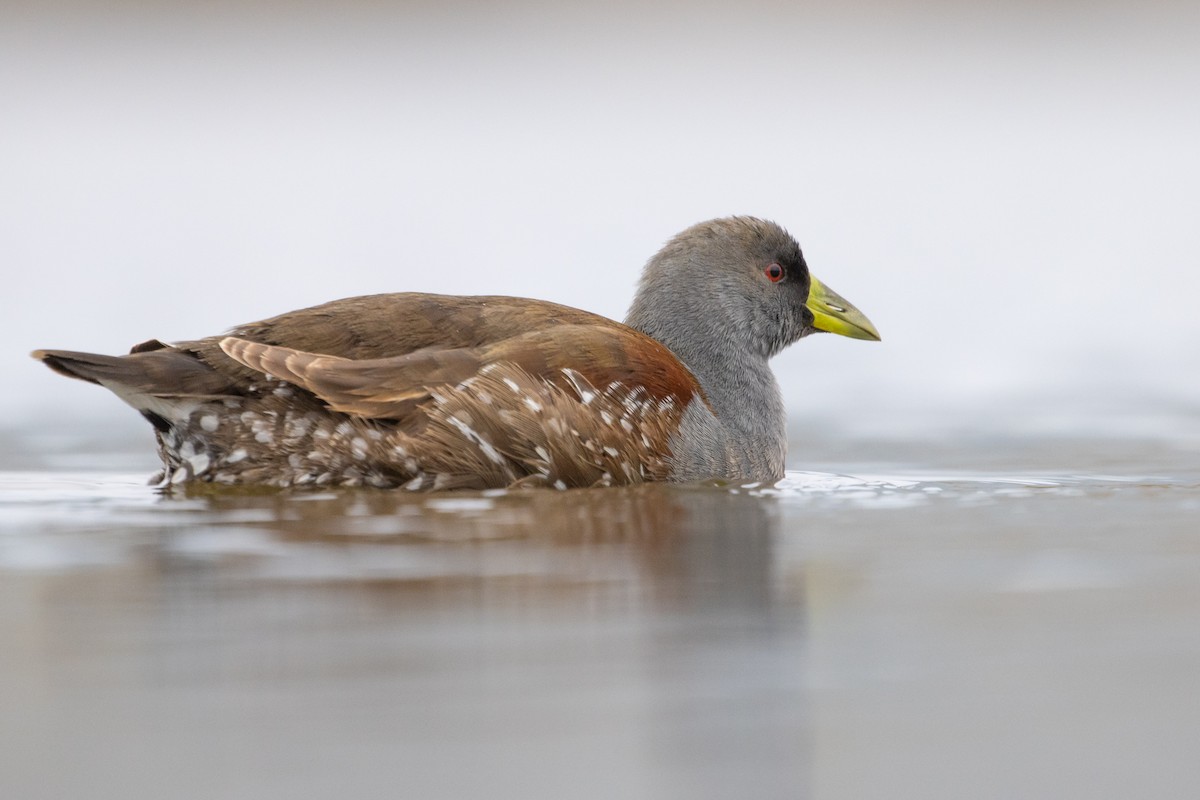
{"left": 219, "top": 323, "right": 705, "bottom": 421}
{"left": 182, "top": 293, "right": 613, "bottom": 364}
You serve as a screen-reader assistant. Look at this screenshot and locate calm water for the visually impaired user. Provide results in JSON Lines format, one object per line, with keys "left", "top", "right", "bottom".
{"left": 1, "top": 425, "right": 1198, "bottom": 799}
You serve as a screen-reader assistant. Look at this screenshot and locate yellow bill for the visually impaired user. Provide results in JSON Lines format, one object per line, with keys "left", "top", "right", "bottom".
{"left": 806, "top": 276, "right": 881, "bottom": 341}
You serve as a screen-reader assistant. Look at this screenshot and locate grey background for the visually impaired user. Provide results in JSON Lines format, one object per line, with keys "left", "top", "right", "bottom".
{"left": 5, "top": 0, "right": 1198, "bottom": 439}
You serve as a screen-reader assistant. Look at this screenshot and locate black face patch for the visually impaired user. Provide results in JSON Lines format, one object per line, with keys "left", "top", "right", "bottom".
{"left": 776, "top": 244, "right": 808, "bottom": 284}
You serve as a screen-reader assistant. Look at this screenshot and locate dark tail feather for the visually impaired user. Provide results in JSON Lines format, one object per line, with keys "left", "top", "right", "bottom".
{"left": 31, "top": 349, "right": 128, "bottom": 385}
{"left": 31, "top": 347, "right": 236, "bottom": 398}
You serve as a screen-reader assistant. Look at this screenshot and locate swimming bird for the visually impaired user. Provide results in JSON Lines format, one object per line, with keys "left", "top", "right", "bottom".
{"left": 32, "top": 217, "right": 879, "bottom": 490}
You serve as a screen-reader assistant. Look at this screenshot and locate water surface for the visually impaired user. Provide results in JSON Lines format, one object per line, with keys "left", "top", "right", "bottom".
{"left": 1, "top": 429, "right": 1198, "bottom": 799}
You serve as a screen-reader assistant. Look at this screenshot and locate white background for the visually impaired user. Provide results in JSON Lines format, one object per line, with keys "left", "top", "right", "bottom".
{"left": 4, "top": 0, "right": 1198, "bottom": 438}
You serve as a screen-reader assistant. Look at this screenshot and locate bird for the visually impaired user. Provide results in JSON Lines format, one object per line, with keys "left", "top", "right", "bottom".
{"left": 32, "top": 216, "right": 879, "bottom": 491}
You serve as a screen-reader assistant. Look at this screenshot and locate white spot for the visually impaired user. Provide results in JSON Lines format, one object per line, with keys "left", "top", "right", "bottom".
{"left": 335, "top": 420, "right": 355, "bottom": 437}
{"left": 503, "top": 377, "right": 520, "bottom": 393}
{"left": 170, "top": 466, "right": 188, "bottom": 485}
{"left": 522, "top": 396, "right": 543, "bottom": 413}
{"left": 561, "top": 368, "right": 597, "bottom": 404}
{"left": 254, "top": 429, "right": 274, "bottom": 445}
{"left": 603, "top": 446, "right": 620, "bottom": 457}
{"left": 445, "top": 415, "right": 506, "bottom": 466}
{"left": 273, "top": 386, "right": 293, "bottom": 398}
{"left": 404, "top": 476, "right": 424, "bottom": 491}
{"left": 534, "top": 446, "right": 550, "bottom": 462}
{"left": 284, "top": 416, "right": 312, "bottom": 439}
{"left": 553, "top": 479, "right": 567, "bottom": 491}
{"left": 432, "top": 473, "right": 452, "bottom": 491}
{"left": 600, "top": 411, "right": 614, "bottom": 426}
{"left": 351, "top": 437, "right": 368, "bottom": 460}
{"left": 620, "top": 418, "right": 634, "bottom": 432}
{"left": 225, "top": 448, "right": 248, "bottom": 464}
{"left": 199, "top": 415, "right": 219, "bottom": 432}
{"left": 187, "top": 453, "right": 211, "bottom": 476}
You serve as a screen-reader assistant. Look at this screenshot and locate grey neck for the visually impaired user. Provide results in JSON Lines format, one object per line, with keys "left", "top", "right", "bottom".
{"left": 624, "top": 302, "right": 787, "bottom": 479}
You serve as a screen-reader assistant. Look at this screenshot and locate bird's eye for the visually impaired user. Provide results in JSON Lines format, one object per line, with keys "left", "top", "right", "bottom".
{"left": 765, "top": 263, "right": 784, "bottom": 283}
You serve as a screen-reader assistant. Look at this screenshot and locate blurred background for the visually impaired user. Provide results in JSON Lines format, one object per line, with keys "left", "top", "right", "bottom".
{"left": 3, "top": 0, "right": 1198, "bottom": 446}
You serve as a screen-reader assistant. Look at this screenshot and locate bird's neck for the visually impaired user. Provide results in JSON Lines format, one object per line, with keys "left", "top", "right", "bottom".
{"left": 624, "top": 305, "right": 787, "bottom": 473}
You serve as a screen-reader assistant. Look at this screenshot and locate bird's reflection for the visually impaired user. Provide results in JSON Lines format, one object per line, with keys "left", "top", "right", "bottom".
{"left": 184, "top": 483, "right": 786, "bottom": 614}
{"left": 13, "top": 480, "right": 808, "bottom": 797}
{"left": 182, "top": 483, "right": 807, "bottom": 794}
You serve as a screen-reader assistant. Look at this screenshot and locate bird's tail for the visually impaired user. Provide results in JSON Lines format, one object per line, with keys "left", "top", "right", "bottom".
{"left": 31, "top": 341, "right": 234, "bottom": 401}
{"left": 32, "top": 349, "right": 137, "bottom": 386}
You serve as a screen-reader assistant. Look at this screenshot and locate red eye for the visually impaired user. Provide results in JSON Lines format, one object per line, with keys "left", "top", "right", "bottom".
{"left": 765, "top": 263, "right": 784, "bottom": 283}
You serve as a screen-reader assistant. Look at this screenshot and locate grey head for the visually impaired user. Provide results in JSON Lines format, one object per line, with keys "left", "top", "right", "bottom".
{"left": 624, "top": 216, "right": 878, "bottom": 482}
{"left": 626, "top": 216, "right": 815, "bottom": 363}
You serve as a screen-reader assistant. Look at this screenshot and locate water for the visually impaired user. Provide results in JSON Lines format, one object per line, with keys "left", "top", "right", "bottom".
{"left": 1, "top": 424, "right": 1198, "bottom": 799}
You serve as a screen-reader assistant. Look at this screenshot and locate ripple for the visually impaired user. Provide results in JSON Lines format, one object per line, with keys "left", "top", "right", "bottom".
{"left": 750, "top": 469, "right": 1189, "bottom": 509}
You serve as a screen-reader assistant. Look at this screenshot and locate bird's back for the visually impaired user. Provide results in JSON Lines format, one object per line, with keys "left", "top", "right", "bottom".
{"left": 33, "top": 292, "right": 710, "bottom": 489}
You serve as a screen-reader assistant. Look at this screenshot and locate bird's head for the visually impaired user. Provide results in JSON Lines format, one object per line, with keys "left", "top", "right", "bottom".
{"left": 626, "top": 216, "right": 880, "bottom": 361}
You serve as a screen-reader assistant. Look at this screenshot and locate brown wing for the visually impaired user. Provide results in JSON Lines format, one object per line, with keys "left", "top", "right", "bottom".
{"left": 219, "top": 323, "right": 704, "bottom": 421}
{"left": 36, "top": 293, "right": 636, "bottom": 400}
{"left": 182, "top": 293, "right": 617, "bottom": 374}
